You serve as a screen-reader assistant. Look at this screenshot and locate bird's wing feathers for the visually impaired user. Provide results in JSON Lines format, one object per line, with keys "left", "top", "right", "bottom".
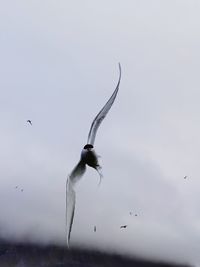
{"left": 87, "top": 63, "right": 121, "bottom": 145}
{"left": 66, "top": 63, "right": 121, "bottom": 246}
{"left": 69, "top": 160, "right": 86, "bottom": 185}
{"left": 66, "top": 179, "right": 75, "bottom": 247}
{"left": 66, "top": 160, "right": 86, "bottom": 247}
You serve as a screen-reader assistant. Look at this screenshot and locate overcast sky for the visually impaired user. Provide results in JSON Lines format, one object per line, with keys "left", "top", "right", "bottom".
{"left": 1, "top": 0, "right": 200, "bottom": 266}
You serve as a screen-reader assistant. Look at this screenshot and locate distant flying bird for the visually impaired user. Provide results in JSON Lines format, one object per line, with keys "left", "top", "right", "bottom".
{"left": 94, "top": 226, "right": 97, "bottom": 232}
{"left": 130, "top": 211, "right": 138, "bottom": 216}
{"left": 66, "top": 63, "right": 121, "bottom": 247}
{"left": 120, "top": 225, "right": 127, "bottom": 229}
{"left": 21, "top": 189, "right": 24, "bottom": 192}
{"left": 184, "top": 176, "right": 187, "bottom": 179}
{"left": 27, "top": 120, "right": 32, "bottom": 125}
{"left": 15, "top": 186, "right": 18, "bottom": 189}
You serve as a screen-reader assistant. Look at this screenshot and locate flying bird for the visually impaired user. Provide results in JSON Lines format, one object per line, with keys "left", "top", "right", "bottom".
{"left": 130, "top": 211, "right": 138, "bottom": 216}
{"left": 66, "top": 63, "right": 121, "bottom": 247}
{"left": 184, "top": 176, "right": 187, "bottom": 179}
{"left": 27, "top": 120, "right": 32, "bottom": 125}
{"left": 120, "top": 225, "right": 127, "bottom": 229}
{"left": 94, "top": 226, "right": 97, "bottom": 232}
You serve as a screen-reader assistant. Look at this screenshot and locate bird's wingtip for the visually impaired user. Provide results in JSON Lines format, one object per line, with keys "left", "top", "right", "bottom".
{"left": 118, "top": 62, "right": 122, "bottom": 78}
{"left": 66, "top": 237, "right": 70, "bottom": 249}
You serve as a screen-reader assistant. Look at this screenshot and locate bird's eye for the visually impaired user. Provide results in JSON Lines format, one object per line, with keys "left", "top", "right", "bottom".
{"left": 84, "top": 144, "right": 93, "bottom": 149}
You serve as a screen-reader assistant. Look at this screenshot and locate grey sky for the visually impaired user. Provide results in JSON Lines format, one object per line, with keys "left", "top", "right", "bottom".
{"left": 1, "top": 0, "right": 200, "bottom": 266}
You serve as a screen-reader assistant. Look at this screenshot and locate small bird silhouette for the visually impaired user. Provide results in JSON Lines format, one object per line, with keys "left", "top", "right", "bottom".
{"left": 94, "top": 226, "right": 96, "bottom": 232}
{"left": 27, "top": 120, "right": 32, "bottom": 125}
{"left": 21, "top": 189, "right": 24, "bottom": 192}
{"left": 130, "top": 211, "right": 138, "bottom": 216}
{"left": 184, "top": 176, "right": 187, "bottom": 179}
{"left": 120, "top": 225, "right": 127, "bottom": 229}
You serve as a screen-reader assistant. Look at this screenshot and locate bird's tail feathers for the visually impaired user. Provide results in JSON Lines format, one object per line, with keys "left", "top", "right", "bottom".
{"left": 94, "top": 165, "right": 103, "bottom": 186}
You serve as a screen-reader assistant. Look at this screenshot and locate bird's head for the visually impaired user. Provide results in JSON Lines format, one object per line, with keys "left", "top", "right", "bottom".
{"left": 83, "top": 144, "right": 94, "bottom": 151}
{"left": 81, "top": 144, "right": 95, "bottom": 162}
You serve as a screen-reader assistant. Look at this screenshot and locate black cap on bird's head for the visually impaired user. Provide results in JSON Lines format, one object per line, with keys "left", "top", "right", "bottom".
{"left": 83, "top": 144, "right": 94, "bottom": 149}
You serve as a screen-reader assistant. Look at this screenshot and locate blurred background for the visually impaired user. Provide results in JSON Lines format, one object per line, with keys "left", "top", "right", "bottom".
{"left": 0, "top": 1, "right": 200, "bottom": 266}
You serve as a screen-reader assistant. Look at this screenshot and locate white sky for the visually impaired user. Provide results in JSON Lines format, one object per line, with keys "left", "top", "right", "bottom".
{"left": 0, "top": 1, "right": 200, "bottom": 266}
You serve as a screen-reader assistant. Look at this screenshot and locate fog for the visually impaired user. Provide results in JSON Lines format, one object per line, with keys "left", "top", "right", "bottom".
{"left": 0, "top": 1, "right": 200, "bottom": 266}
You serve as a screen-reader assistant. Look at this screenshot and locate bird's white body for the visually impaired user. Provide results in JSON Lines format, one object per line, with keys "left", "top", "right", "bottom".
{"left": 81, "top": 148, "right": 99, "bottom": 167}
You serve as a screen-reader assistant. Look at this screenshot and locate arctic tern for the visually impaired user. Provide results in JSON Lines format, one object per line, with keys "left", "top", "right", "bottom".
{"left": 66, "top": 63, "right": 121, "bottom": 247}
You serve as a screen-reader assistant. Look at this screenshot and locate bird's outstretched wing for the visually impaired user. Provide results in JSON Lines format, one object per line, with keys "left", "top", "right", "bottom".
{"left": 66, "top": 160, "right": 86, "bottom": 247}
{"left": 87, "top": 63, "right": 121, "bottom": 145}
